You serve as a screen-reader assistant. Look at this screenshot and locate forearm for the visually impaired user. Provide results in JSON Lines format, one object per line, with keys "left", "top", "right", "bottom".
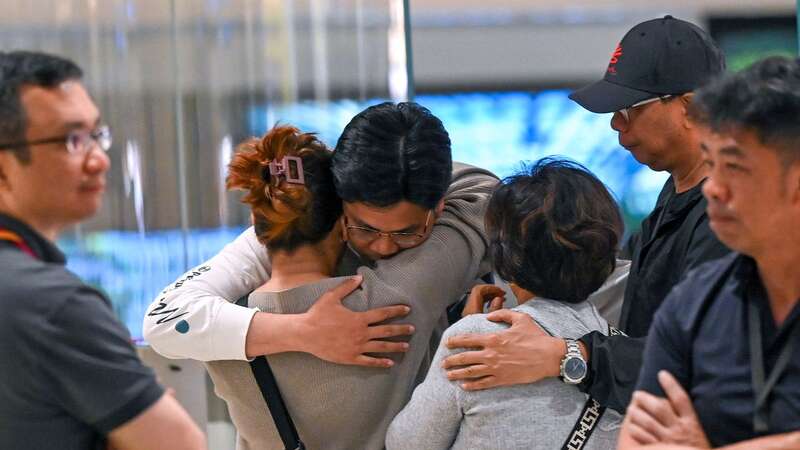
{"left": 578, "top": 331, "right": 646, "bottom": 412}
{"left": 108, "top": 393, "right": 206, "bottom": 450}
{"left": 717, "top": 432, "right": 800, "bottom": 450}
{"left": 617, "top": 425, "right": 638, "bottom": 450}
{"left": 622, "top": 446, "right": 698, "bottom": 450}
{"left": 143, "top": 227, "right": 269, "bottom": 361}
{"left": 145, "top": 292, "right": 257, "bottom": 361}
{"left": 618, "top": 421, "right": 665, "bottom": 450}
{"left": 244, "top": 311, "right": 310, "bottom": 358}
{"left": 618, "top": 426, "right": 699, "bottom": 450}
{"left": 617, "top": 432, "right": 800, "bottom": 450}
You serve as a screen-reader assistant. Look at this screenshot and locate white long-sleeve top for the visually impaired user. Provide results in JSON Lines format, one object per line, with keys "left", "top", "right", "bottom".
{"left": 142, "top": 227, "right": 269, "bottom": 360}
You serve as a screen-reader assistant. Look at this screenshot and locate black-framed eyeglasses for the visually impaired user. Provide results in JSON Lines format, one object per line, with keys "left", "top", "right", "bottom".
{"left": 344, "top": 210, "right": 433, "bottom": 248}
{"left": 0, "top": 125, "right": 112, "bottom": 156}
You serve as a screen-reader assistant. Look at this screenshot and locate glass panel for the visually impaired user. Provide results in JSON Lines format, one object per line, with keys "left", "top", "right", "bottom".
{"left": 0, "top": 0, "right": 401, "bottom": 340}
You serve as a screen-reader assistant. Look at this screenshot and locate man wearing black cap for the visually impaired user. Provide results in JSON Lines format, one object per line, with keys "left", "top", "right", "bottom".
{"left": 443, "top": 16, "right": 730, "bottom": 414}
{"left": 571, "top": 14, "right": 731, "bottom": 337}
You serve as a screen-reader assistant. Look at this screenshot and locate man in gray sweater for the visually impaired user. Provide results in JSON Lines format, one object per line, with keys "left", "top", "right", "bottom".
{"left": 206, "top": 159, "right": 496, "bottom": 449}
{"left": 148, "top": 102, "right": 499, "bottom": 449}
{"left": 144, "top": 102, "right": 497, "bottom": 367}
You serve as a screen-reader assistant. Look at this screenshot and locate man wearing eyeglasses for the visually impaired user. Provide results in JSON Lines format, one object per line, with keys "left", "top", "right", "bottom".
{"left": 142, "top": 101, "right": 510, "bottom": 371}
{"left": 441, "top": 16, "right": 731, "bottom": 415}
{"left": 0, "top": 51, "right": 205, "bottom": 450}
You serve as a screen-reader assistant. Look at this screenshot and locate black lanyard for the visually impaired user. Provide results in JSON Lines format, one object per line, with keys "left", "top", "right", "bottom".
{"left": 747, "top": 299, "right": 800, "bottom": 433}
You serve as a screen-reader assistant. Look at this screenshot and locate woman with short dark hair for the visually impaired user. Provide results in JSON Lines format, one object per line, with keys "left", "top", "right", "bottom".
{"left": 387, "top": 157, "right": 624, "bottom": 450}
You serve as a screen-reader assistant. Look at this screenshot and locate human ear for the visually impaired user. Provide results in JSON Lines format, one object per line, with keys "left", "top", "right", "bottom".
{"left": 339, "top": 216, "right": 348, "bottom": 242}
{"left": 789, "top": 163, "right": 800, "bottom": 206}
{"left": 434, "top": 199, "right": 445, "bottom": 217}
{"left": 680, "top": 93, "right": 695, "bottom": 130}
{"left": 0, "top": 153, "right": 11, "bottom": 190}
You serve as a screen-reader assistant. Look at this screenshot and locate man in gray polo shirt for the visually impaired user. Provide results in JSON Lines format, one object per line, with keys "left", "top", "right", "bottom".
{"left": 0, "top": 51, "right": 205, "bottom": 450}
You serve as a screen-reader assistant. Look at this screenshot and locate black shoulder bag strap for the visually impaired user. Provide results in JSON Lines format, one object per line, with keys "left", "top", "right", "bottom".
{"left": 249, "top": 356, "right": 305, "bottom": 450}
{"left": 235, "top": 295, "right": 305, "bottom": 450}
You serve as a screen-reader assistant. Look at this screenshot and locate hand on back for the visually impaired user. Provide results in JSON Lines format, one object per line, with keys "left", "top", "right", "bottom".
{"left": 443, "top": 309, "right": 565, "bottom": 390}
{"left": 298, "top": 275, "right": 416, "bottom": 368}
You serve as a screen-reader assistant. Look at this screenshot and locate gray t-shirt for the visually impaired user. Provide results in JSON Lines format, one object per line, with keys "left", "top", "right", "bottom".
{"left": 386, "top": 299, "right": 623, "bottom": 450}
{"left": 0, "top": 214, "right": 164, "bottom": 450}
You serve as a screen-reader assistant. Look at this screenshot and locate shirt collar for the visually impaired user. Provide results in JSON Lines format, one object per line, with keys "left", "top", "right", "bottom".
{"left": 661, "top": 176, "right": 707, "bottom": 213}
{"left": 0, "top": 213, "right": 66, "bottom": 264}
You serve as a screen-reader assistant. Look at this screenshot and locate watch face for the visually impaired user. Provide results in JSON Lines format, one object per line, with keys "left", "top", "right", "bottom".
{"left": 564, "top": 356, "right": 587, "bottom": 381}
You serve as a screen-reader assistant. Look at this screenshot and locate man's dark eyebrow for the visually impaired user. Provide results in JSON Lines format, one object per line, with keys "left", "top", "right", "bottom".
{"left": 700, "top": 142, "right": 709, "bottom": 153}
{"left": 61, "top": 117, "right": 101, "bottom": 132}
{"left": 719, "top": 144, "right": 745, "bottom": 158}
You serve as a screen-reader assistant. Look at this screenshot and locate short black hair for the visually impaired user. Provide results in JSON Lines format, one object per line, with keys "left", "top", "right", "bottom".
{"left": 331, "top": 102, "right": 452, "bottom": 209}
{"left": 486, "top": 158, "right": 623, "bottom": 303}
{"left": 0, "top": 51, "right": 83, "bottom": 162}
{"left": 691, "top": 55, "right": 800, "bottom": 164}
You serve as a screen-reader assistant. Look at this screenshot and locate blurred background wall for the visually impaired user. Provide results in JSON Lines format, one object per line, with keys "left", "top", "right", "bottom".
{"left": 411, "top": 0, "right": 795, "bottom": 90}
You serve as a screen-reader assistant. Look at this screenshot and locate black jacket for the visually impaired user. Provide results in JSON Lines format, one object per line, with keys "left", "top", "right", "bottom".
{"left": 578, "top": 177, "right": 731, "bottom": 412}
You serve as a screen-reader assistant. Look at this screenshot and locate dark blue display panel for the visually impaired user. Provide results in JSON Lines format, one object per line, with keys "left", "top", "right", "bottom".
{"left": 60, "top": 227, "right": 247, "bottom": 344}
{"left": 63, "top": 90, "right": 668, "bottom": 340}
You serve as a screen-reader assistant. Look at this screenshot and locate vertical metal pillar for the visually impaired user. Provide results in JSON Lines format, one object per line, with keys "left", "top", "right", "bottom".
{"left": 170, "top": 0, "right": 190, "bottom": 271}
{"left": 403, "top": 0, "right": 415, "bottom": 101}
{"left": 796, "top": 0, "right": 800, "bottom": 54}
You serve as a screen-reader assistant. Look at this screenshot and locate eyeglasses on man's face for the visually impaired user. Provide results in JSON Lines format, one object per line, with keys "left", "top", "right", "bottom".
{"left": 617, "top": 95, "right": 674, "bottom": 122}
{"left": 344, "top": 210, "right": 433, "bottom": 248}
{"left": 0, "top": 125, "right": 112, "bottom": 156}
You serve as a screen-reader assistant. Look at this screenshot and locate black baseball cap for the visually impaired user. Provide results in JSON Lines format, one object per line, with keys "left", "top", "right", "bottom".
{"left": 569, "top": 15, "right": 726, "bottom": 113}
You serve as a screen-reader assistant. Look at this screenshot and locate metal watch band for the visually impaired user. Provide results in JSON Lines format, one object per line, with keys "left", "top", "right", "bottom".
{"left": 565, "top": 339, "right": 582, "bottom": 357}
{"left": 561, "top": 339, "right": 586, "bottom": 385}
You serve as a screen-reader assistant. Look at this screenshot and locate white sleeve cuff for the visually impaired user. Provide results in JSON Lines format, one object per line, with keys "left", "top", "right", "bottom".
{"left": 209, "top": 303, "right": 259, "bottom": 361}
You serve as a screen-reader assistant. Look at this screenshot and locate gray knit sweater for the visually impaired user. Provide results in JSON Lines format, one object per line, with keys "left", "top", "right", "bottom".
{"left": 206, "top": 163, "right": 498, "bottom": 450}
{"left": 386, "top": 299, "right": 624, "bottom": 450}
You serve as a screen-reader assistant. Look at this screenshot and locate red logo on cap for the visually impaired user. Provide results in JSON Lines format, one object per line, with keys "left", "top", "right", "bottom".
{"left": 607, "top": 44, "right": 623, "bottom": 75}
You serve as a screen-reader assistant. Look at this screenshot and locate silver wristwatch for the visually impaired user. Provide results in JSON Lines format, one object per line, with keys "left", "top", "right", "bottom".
{"left": 560, "top": 339, "right": 588, "bottom": 385}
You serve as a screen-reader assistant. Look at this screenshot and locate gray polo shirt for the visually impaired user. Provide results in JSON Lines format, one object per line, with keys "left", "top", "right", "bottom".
{"left": 0, "top": 213, "right": 164, "bottom": 450}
